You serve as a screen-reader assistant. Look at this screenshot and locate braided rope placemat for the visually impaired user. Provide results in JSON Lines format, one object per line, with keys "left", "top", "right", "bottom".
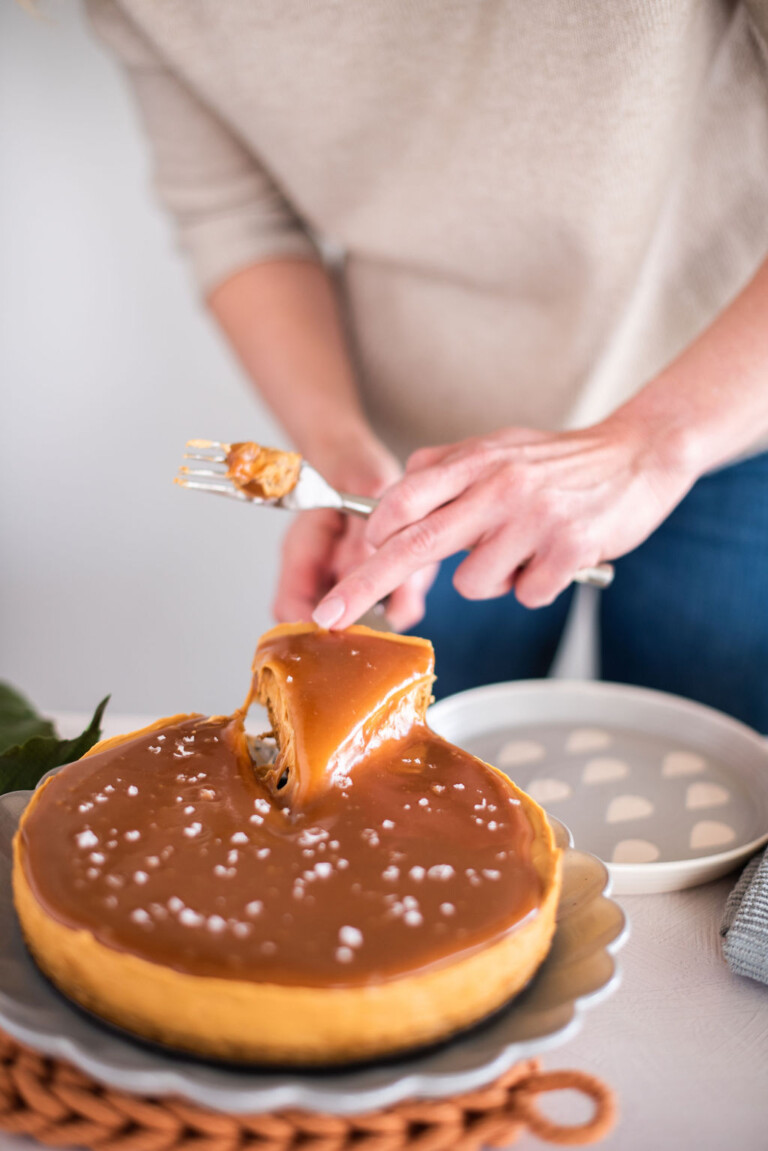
{"left": 0, "top": 1031, "right": 616, "bottom": 1149}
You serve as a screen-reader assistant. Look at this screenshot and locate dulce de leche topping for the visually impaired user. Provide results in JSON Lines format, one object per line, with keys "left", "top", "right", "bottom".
{"left": 20, "top": 631, "right": 544, "bottom": 989}
{"left": 252, "top": 627, "right": 435, "bottom": 805}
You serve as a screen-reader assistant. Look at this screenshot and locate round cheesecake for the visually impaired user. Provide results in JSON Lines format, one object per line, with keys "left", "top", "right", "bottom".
{"left": 13, "top": 626, "right": 561, "bottom": 1065}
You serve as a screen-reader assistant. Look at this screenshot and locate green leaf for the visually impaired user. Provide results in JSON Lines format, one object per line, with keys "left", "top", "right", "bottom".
{"left": 0, "top": 695, "right": 110, "bottom": 797}
{"left": 0, "top": 682, "right": 56, "bottom": 754}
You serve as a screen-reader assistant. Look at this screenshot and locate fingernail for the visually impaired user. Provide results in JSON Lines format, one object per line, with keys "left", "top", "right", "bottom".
{"left": 312, "top": 596, "right": 345, "bottom": 629}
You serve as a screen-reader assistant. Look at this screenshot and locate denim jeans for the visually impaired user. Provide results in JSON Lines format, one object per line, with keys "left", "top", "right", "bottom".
{"left": 409, "top": 452, "right": 768, "bottom": 732}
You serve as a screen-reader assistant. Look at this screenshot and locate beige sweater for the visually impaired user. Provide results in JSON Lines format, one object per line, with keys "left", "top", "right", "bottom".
{"left": 87, "top": 0, "right": 768, "bottom": 460}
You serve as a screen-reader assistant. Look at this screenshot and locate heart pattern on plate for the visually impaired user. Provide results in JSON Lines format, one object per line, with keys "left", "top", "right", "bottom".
{"left": 525, "top": 778, "right": 572, "bottom": 804}
{"left": 582, "top": 757, "right": 629, "bottom": 785}
{"left": 690, "top": 820, "right": 736, "bottom": 849}
{"left": 606, "top": 795, "right": 655, "bottom": 824}
{"left": 662, "top": 751, "right": 707, "bottom": 778}
{"left": 496, "top": 740, "right": 546, "bottom": 768}
{"left": 686, "top": 782, "right": 730, "bottom": 810}
{"left": 611, "top": 839, "right": 660, "bottom": 864}
{"left": 565, "top": 728, "right": 612, "bottom": 754}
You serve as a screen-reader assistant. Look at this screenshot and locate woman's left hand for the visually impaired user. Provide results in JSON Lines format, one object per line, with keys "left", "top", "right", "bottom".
{"left": 312, "top": 411, "right": 698, "bottom": 630}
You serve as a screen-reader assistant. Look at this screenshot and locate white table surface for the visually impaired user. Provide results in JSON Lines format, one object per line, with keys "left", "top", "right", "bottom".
{"left": 2, "top": 714, "right": 767, "bottom": 1151}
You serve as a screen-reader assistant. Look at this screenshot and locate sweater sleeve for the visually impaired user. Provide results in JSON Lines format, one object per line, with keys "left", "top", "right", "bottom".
{"left": 84, "top": 0, "right": 318, "bottom": 296}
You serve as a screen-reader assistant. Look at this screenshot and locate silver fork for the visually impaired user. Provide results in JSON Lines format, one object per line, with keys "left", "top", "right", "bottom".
{"left": 176, "top": 440, "right": 615, "bottom": 589}
{"left": 177, "top": 439, "right": 377, "bottom": 516}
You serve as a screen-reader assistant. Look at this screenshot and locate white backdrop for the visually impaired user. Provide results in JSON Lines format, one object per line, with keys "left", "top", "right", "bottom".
{"left": 0, "top": 2, "right": 591, "bottom": 722}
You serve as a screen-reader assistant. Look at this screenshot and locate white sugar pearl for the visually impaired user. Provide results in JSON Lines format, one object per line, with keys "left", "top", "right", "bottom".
{"left": 339, "top": 925, "right": 363, "bottom": 948}
{"left": 179, "top": 908, "right": 204, "bottom": 927}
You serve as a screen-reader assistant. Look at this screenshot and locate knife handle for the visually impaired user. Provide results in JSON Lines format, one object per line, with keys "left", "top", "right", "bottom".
{"left": 573, "top": 563, "right": 615, "bottom": 589}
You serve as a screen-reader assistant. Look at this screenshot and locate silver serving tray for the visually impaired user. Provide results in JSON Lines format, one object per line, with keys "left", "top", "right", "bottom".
{"left": 0, "top": 782, "right": 626, "bottom": 1115}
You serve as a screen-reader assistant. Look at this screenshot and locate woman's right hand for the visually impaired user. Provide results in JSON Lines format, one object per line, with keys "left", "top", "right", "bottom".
{"left": 272, "top": 435, "right": 437, "bottom": 632}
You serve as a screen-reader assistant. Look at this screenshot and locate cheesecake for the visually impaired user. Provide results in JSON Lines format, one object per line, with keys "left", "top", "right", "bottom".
{"left": 13, "top": 624, "right": 561, "bottom": 1064}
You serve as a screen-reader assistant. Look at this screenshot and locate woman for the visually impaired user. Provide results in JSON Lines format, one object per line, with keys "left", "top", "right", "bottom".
{"left": 88, "top": 0, "right": 768, "bottom": 727}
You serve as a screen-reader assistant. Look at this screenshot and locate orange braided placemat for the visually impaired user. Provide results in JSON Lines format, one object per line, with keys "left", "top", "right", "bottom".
{"left": 0, "top": 1030, "right": 616, "bottom": 1149}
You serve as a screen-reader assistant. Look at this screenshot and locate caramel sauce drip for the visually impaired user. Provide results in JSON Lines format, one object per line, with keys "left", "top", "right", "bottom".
{"left": 225, "top": 442, "right": 302, "bottom": 499}
{"left": 20, "top": 632, "right": 544, "bottom": 988}
{"left": 252, "top": 628, "right": 435, "bottom": 804}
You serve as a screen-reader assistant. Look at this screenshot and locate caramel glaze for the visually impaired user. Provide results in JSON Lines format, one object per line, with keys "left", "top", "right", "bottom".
{"left": 253, "top": 628, "right": 436, "bottom": 805}
{"left": 19, "top": 715, "right": 543, "bottom": 988}
{"left": 21, "top": 628, "right": 544, "bottom": 989}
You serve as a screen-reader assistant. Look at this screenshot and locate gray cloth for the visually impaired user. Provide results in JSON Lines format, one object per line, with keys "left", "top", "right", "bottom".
{"left": 721, "top": 847, "right": 768, "bottom": 985}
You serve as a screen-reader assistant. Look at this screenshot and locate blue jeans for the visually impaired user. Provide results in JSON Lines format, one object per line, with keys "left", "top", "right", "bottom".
{"left": 410, "top": 452, "right": 768, "bottom": 732}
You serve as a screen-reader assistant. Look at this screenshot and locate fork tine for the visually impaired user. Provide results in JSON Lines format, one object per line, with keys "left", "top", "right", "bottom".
{"left": 178, "top": 466, "right": 229, "bottom": 479}
{"left": 183, "top": 451, "right": 228, "bottom": 464}
{"left": 186, "top": 438, "right": 229, "bottom": 450}
{"left": 174, "top": 477, "right": 254, "bottom": 501}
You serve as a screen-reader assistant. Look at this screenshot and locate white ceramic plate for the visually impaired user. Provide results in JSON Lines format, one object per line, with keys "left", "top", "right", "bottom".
{"left": 0, "top": 785, "right": 625, "bottom": 1115}
{"left": 430, "top": 680, "right": 768, "bottom": 894}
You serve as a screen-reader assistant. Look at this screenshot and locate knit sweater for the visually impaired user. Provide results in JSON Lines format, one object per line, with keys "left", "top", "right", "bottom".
{"left": 86, "top": 0, "right": 768, "bottom": 460}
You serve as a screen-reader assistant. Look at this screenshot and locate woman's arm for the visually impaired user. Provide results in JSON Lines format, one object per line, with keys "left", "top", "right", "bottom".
{"left": 208, "top": 259, "right": 437, "bottom": 628}
{"left": 620, "top": 256, "right": 768, "bottom": 477}
{"left": 312, "top": 254, "right": 768, "bottom": 630}
{"left": 208, "top": 260, "right": 386, "bottom": 483}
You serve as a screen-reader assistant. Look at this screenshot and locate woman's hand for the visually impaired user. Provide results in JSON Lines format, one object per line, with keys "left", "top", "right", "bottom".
{"left": 308, "top": 254, "right": 768, "bottom": 632}
{"left": 312, "top": 409, "right": 699, "bottom": 630}
{"left": 273, "top": 434, "right": 438, "bottom": 631}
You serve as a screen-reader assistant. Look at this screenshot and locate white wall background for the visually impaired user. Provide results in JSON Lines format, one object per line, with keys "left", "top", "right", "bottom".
{"left": 0, "top": 2, "right": 592, "bottom": 722}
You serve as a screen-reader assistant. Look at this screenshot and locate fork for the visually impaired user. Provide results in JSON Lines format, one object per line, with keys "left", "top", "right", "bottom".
{"left": 177, "top": 439, "right": 377, "bottom": 516}
{"left": 176, "top": 440, "right": 615, "bottom": 589}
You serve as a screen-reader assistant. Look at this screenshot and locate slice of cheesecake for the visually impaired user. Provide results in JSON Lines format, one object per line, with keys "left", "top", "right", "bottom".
{"left": 252, "top": 623, "right": 435, "bottom": 805}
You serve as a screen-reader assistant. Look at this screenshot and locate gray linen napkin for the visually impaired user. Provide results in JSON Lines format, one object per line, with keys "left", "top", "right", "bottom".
{"left": 721, "top": 846, "right": 768, "bottom": 984}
